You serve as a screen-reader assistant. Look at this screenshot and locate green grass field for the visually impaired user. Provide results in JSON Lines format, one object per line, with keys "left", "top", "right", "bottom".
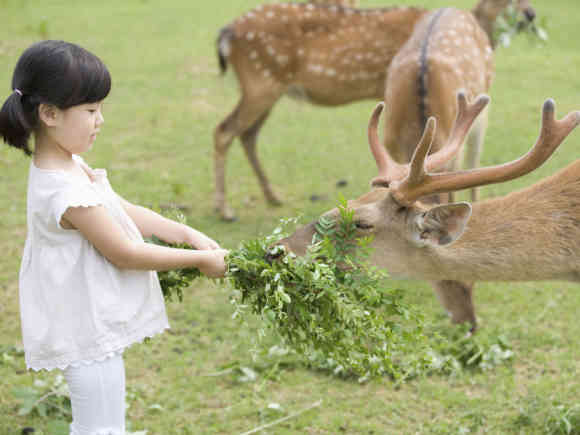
{"left": 1, "top": 0, "right": 579, "bottom": 433}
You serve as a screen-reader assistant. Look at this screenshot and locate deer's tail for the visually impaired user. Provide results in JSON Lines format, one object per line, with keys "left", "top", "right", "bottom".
{"left": 217, "top": 26, "right": 235, "bottom": 75}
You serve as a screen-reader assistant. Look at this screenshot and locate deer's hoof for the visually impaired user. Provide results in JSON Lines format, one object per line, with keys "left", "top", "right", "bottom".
{"left": 216, "top": 206, "right": 238, "bottom": 222}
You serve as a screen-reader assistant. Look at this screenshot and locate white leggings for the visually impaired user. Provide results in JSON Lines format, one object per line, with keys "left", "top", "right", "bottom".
{"left": 63, "top": 353, "right": 126, "bottom": 435}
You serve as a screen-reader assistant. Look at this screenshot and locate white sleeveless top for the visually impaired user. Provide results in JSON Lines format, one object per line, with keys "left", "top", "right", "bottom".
{"left": 19, "top": 155, "right": 170, "bottom": 371}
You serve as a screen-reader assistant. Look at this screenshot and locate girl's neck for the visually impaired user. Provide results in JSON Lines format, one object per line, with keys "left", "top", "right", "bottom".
{"left": 33, "top": 129, "right": 76, "bottom": 171}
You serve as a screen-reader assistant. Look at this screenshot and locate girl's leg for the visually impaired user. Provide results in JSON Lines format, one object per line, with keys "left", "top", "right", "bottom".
{"left": 63, "top": 353, "right": 126, "bottom": 435}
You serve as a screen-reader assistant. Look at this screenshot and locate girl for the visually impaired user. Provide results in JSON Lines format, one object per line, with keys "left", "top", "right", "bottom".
{"left": 0, "top": 40, "right": 228, "bottom": 434}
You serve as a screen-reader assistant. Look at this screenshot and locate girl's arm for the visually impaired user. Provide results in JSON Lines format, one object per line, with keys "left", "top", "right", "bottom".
{"left": 61, "top": 205, "right": 227, "bottom": 278}
{"left": 117, "top": 195, "right": 220, "bottom": 250}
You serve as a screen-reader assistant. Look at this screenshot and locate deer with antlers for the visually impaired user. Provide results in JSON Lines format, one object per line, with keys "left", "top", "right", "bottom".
{"left": 276, "top": 93, "right": 580, "bottom": 331}
{"left": 214, "top": 0, "right": 535, "bottom": 221}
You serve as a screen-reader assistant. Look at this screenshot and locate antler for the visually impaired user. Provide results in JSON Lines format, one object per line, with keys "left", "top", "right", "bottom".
{"left": 370, "top": 91, "right": 490, "bottom": 188}
{"left": 391, "top": 99, "right": 580, "bottom": 205}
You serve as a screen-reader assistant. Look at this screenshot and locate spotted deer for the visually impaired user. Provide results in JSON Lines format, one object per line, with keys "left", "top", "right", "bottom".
{"left": 276, "top": 93, "right": 580, "bottom": 331}
{"left": 379, "top": 1, "right": 533, "bottom": 330}
{"left": 214, "top": 1, "right": 535, "bottom": 221}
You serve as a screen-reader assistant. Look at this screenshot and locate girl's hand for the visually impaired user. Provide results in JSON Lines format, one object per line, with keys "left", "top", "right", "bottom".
{"left": 199, "top": 249, "right": 229, "bottom": 278}
{"left": 184, "top": 228, "right": 221, "bottom": 250}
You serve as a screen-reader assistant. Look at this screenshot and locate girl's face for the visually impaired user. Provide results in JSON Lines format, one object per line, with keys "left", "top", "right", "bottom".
{"left": 49, "top": 102, "right": 104, "bottom": 155}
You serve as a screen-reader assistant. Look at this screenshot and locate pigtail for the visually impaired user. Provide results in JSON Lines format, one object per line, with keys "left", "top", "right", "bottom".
{"left": 0, "top": 90, "right": 35, "bottom": 156}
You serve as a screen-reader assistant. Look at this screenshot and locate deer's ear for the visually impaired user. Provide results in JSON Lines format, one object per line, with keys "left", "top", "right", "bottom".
{"left": 411, "top": 202, "right": 472, "bottom": 247}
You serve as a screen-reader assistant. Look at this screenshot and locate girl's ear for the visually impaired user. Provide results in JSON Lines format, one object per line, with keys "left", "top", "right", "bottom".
{"left": 38, "top": 103, "right": 60, "bottom": 127}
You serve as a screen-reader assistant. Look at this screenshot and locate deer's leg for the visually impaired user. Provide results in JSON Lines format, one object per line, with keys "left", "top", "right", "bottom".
{"left": 430, "top": 280, "right": 478, "bottom": 333}
{"left": 464, "top": 106, "right": 489, "bottom": 202}
{"left": 214, "top": 104, "right": 242, "bottom": 221}
{"left": 214, "top": 90, "right": 282, "bottom": 221}
{"left": 240, "top": 110, "right": 282, "bottom": 206}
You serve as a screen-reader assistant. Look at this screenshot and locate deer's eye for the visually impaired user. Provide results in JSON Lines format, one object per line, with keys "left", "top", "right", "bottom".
{"left": 355, "top": 221, "right": 373, "bottom": 230}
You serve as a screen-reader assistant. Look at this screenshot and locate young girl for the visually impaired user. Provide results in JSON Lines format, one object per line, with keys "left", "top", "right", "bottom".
{"left": 0, "top": 40, "right": 228, "bottom": 434}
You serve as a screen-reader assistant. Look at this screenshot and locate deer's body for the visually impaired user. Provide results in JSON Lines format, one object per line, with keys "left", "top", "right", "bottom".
{"left": 215, "top": 3, "right": 426, "bottom": 220}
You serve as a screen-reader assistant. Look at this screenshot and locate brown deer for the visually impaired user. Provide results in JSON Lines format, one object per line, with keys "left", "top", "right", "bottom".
{"left": 380, "top": 6, "right": 497, "bottom": 331}
{"left": 276, "top": 93, "right": 580, "bottom": 331}
{"left": 214, "top": 1, "right": 535, "bottom": 221}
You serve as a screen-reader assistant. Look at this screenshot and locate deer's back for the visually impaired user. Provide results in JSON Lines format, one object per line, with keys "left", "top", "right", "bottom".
{"left": 224, "top": 3, "right": 426, "bottom": 105}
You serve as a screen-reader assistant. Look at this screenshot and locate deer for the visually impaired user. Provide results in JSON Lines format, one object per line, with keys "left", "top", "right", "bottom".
{"left": 275, "top": 92, "right": 580, "bottom": 332}
{"left": 214, "top": 1, "right": 535, "bottom": 221}
{"left": 383, "top": 0, "right": 535, "bottom": 204}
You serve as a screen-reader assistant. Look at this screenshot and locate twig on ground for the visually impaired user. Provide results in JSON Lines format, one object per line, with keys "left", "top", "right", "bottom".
{"left": 239, "top": 400, "right": 323, "bottom": 435}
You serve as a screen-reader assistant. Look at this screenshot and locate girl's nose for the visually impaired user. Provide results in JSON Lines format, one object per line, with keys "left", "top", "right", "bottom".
{"left": 97, "top": 110, "right": 104, "bottom": 126}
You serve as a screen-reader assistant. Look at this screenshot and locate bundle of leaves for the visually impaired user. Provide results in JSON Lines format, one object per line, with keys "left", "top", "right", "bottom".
{"left": 144, "top": 209, "right": 202, "bottom": 302}
{"left": 227, "top": 200, "right": 429, "bottom": 380}
{"left": 145, "top": 234, "right": 202, "bottom": 302}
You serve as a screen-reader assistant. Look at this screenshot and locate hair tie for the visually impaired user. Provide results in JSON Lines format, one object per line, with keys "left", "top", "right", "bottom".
{"left": 13, "top": 89, "right": 23, "bottom": 97}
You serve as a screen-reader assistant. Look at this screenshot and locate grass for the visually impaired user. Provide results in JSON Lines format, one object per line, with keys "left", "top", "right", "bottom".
{"left": 1, "top": 0, "right": 579, "bottom": 433}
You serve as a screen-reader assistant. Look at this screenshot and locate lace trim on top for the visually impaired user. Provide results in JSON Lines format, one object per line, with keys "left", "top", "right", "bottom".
{"left": 28, "top": 324, "right": 169, "bottom": 372}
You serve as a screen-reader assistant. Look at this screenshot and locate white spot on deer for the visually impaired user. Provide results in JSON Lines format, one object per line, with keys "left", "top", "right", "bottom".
{"left": 325, "top": 68, "right": 337, "bottom": 77}
{"left": 266, "top": 46, "right": 276, "bottom": 56}
{"left": 246, "top": 32, "right": 255, "bottom": 41}
{"left": 307, "top": 64, "right": 324, "bottom": 74}
{"left": 266, "top": 11, "right": 275, "bottom": 19}
{"left": 306, "top": 3, "right": 314, "bottom": 10}
{"left": 298, "top": 48, "right": 305, "bottom": 56}
{"left": 276, "top": 55, "right": 289, "bottom": 65}
{"left": 249, "top": 50, "right": 258, "bottom": 60}
{"left": 282, "top": 15, "right": 289, "bottom": 22}
{"left": 263, "top": 69, "right": 271, "bottom": 77}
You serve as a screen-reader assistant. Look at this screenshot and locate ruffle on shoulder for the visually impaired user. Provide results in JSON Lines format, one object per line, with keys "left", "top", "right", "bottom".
{"left": 27, "top": 324, "right": 170, "bottom": 372}
{"left": 52, "top": 183, "right": 105, "bottom": 230}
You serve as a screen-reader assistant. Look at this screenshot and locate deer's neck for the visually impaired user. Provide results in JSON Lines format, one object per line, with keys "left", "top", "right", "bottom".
{"left": 471, "top": 1, "right": 507, "bottom": 46}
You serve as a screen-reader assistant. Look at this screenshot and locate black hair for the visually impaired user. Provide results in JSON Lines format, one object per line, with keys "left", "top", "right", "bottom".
{"left": 0, "top": 40, "right": 111, "bottom": 156}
